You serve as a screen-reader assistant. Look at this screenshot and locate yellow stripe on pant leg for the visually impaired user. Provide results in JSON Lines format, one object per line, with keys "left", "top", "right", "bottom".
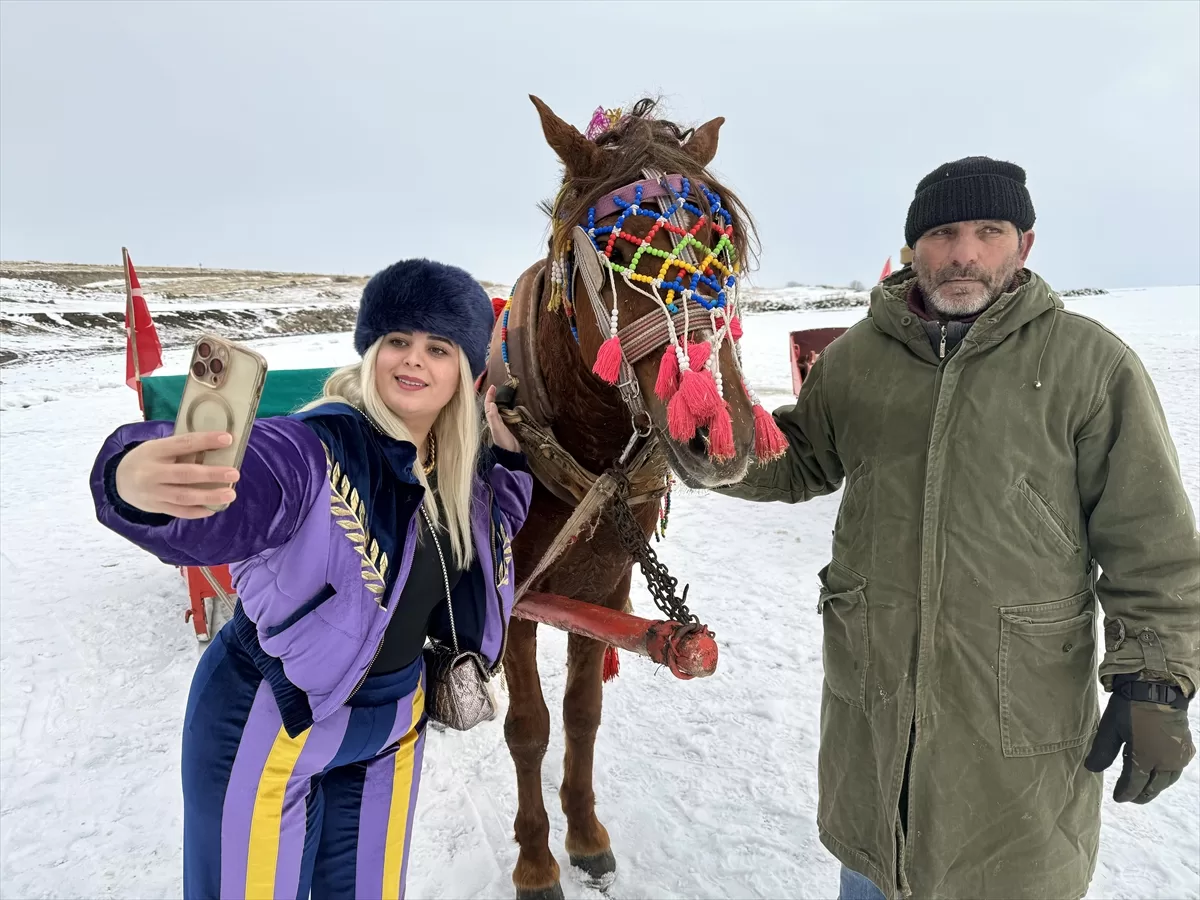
{"left": 245, "top": 725, "right": 310, "bottom": 900}
{"left": 382, "top": 684, "right": 425, "bottom": 900}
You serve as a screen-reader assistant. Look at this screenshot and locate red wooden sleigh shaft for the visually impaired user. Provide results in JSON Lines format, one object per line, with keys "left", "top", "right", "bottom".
{"left": 514, "top": 591, "right": 718, "bottom": 679}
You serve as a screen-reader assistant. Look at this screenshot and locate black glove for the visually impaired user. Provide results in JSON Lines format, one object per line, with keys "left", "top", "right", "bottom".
{"left": 1084, "top": 674, "right": 1195, "bottom": 803}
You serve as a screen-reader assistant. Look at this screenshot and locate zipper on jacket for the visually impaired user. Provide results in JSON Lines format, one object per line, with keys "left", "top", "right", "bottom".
{"left": 938, "top": 323, "right": 947, "bottom": 360}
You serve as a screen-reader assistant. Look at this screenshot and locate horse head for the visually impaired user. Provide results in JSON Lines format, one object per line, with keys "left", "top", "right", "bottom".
{"left": 530, "top": 95, "right": 786, "bottom": 489}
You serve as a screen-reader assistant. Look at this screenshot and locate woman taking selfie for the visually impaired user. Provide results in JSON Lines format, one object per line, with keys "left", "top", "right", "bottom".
{"left": 89, "top": 259, "right": 532, "bottom": 900}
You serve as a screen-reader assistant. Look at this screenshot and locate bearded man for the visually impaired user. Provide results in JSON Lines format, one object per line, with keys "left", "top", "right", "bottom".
{"left": 718, "top": 157, "right": 1199, "bottom": 900}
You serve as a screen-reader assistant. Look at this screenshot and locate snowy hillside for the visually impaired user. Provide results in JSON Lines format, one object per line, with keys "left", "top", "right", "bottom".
{"left": 0, "top": 278, "right": 1197, "bottom": 900}
{"left": 0, "top": 261, "right": 868, "bottom": 369}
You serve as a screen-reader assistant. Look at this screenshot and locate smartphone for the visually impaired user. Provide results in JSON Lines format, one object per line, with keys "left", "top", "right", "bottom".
{"left": 173, "top": 334, "right": 268, "bottom": 512}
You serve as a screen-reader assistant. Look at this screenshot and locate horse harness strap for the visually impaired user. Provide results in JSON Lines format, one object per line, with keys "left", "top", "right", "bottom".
{"left": 617, "top": 298, "right": 718, "bottom": 364}
{"left": 493, "top": 264, "right": 669, "bottom": 603}
{"left": 491, "top": 261, "right": 667, "bottom": 510}
{"left": 496, "top": 261, "right": 556, "bottom": 429}
{"left": 499, "top": 405, "right": 664, "bottom": 509}
{"left": 511, "top": 446, "right": 658, "bottom": 603}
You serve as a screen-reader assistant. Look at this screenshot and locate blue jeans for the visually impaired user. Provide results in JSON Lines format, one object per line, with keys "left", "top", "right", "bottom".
{"left": 839, "top": 866, "right": 887, "bottom": 900}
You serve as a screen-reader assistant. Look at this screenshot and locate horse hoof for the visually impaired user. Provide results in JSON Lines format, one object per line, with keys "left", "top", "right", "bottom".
{"left": 515, "top": 884, "right": 564, "bottom": 900}
{"left": 570, "top": 849, "right": 617, "bottom": 890}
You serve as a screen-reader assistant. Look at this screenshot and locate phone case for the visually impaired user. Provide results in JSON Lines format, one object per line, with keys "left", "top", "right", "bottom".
{"left": 173, "top": 334, "right": 268, "bottom": 512}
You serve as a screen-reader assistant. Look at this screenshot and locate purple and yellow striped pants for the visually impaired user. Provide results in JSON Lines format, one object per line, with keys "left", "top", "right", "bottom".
{"left": 181, "top": 626, "right": 427, "bottom": 900}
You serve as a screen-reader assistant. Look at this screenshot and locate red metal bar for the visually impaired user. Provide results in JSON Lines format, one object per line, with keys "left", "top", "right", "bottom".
{"left": 514, "top": 591, "right": 718, "bottom": 679}
{"left": 181, "top": 564, "right": 234, "bottom": 640}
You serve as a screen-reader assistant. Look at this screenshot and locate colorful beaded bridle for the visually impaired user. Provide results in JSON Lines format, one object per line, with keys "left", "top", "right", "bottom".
{"left": 501, "top": 107, "right": 787, "bottom": 465}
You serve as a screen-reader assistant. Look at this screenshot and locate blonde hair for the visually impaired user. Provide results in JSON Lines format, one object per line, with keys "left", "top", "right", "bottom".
{"left": 303, "top": 337, "right": 479, "bottom": 569}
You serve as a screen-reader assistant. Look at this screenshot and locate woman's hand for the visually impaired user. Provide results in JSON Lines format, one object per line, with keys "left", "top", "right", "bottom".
{"left": 114, "top": 431, "right": 241, "bottom": 518}
{"left": 484, "top": 385, "right": 521, "bottom": 454}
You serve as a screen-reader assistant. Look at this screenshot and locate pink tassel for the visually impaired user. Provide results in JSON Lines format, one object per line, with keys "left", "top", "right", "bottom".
{"left": 709, "top": 403, "right": 736, "bottom": 460}
{"left": 603, "top": 645, "right": 620, "bottom": 682}
{"left": 677, "top": 367, "right": 723, "bottom": 421}
{"left": 686, "top": 340, "right": 711, "bottom": 371}
{"left": 667, "top": 389, "right": 700, "bottom": 441}
{"left": 729, "top": 315, "right": 744, "bottom": 341}
{"left": 754, "top": 404, "right": 789, "bottom": 461}
{"left": 655, "top": 344, "right": 681, "bottom": 401}
{"left": 592, "top": 335, "right": 623, "bottom": 384}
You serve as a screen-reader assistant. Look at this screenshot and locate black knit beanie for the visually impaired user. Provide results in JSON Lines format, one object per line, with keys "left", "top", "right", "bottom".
{"left": 904, "top": 157, "right": 1035, "bottom": 248}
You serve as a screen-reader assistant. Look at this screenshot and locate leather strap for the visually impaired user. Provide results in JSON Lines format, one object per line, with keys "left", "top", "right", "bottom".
{"left": 562, "top": 174, "right": 689, "bottom": 223}
{"left": 619, "top": 299, "right": 717, "bottom": 364}
{"left": 499, "top": 405, "right": 666, "bottom": 510}
{"left": 484, "top": 261, "right": 556, "bottom": 428}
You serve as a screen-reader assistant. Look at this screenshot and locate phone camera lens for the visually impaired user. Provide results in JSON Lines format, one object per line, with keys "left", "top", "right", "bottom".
{"left": 192, "top": 361, "right": 208, "bottom": 378}
{"left": 209, "top": 358, "right": 224, "bottom": 375}
{"left": 197, "top": 342, "right": 212, "bottom": 359}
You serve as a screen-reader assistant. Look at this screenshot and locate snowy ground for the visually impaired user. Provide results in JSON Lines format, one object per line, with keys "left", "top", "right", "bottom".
{"left": 1, "top": 287, "right": 1197, "bottom": 899}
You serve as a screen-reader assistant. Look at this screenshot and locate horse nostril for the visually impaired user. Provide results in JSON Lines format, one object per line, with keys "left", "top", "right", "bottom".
{"left": 687, "top": 427, "right": 709, "bottom": 456}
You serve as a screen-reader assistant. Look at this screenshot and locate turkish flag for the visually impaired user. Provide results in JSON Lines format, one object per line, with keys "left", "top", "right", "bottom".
{"left": 878, "top": 256, "right": 893, "bottom": 283}
{"left": 124, "top": 250, "right": 163, "bottom": 396}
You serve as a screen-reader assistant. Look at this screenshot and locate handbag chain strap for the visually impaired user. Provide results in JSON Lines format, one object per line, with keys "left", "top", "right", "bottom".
{"left": 420, "top": 502, "right": 459, "bottom": 655}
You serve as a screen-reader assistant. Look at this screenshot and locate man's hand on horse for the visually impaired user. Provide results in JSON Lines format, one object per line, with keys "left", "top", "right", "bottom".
{"left": 485, "top": 384, "right": 521, "bottom": 454}
{"left": 114, "top": 431, "right": 241, "bottom": 518}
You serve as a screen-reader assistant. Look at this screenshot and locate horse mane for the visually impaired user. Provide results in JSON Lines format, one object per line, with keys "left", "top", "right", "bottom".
{"left": 539, "top": 97, "right": 760, "bottom": 273}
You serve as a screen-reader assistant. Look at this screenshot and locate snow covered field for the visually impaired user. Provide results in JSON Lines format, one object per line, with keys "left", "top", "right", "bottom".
{"left": 1, "top": 286, "right": 1197, "bottom": 899}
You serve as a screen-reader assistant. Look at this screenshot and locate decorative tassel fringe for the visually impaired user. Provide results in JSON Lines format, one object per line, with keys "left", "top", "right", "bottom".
{"left": 592, "top": 335, "right": 623, "bottom": 384}
{"left": 729, "top": 315, "right": 744, "bottom": 341}
{"left": 655, "top": 344, "right": 681, "bottom": 401}
{"left": 677, "top": 367, "right": 723, "bottom": 421}
{"left": 754, "top": 404, "right": 789, "bottom": 461}
{"left": 709, "top": 403, "right": 736, "bottom": 460}
{"left": 603, "top": 645, "right": 620, "bottom": 682}
{"left": 667, "top": 389, "right": 700, "bottom": 441}
{"left": 687, "top": 341, "right": 712, "bottom": 371}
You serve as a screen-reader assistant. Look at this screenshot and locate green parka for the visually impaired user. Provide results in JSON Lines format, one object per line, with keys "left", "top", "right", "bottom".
{"left": 719, "top": 269, "right": 1199, "bottom": 899}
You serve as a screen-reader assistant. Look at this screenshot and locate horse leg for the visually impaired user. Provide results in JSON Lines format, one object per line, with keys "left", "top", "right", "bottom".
{"left": 503, "top": 618, "right": 563, "bottom": 900}
{"left": 560, "top": 628, "right": 617, "bottom": 889}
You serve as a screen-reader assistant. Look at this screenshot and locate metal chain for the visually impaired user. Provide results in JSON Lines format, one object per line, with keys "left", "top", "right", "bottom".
{"left": 607, "top": 480, "right": 703, "bottom": 631}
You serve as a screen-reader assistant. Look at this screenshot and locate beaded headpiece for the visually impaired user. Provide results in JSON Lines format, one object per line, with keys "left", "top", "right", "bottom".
{"left": 510, "top": 106, "right": 787, "bottom": 465}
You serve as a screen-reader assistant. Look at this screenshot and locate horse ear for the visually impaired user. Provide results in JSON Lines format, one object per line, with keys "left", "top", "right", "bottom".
{"left": 683, "top": 116, "right": 725, "bottom": 167}
{"left": 530, "top": 95, "right": 605, "bottom": 178}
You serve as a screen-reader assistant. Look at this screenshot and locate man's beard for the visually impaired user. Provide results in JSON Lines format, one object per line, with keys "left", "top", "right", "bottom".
{"left": 915, "top": 251, "right": 1022, "bottom": 319}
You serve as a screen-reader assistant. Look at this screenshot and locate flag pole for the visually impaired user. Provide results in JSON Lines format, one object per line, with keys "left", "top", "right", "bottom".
{"left": 123, "top": 246, "right": 144, "bottom": 411}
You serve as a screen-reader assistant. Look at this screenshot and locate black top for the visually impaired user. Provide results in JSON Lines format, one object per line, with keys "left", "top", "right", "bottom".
{"left": 369, "top": 473, "right": 465, "bottom": 675}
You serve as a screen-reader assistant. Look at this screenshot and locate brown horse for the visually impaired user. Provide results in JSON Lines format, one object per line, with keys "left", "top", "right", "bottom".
{"left": 488, "top": 95, "right": 767, "bottom": 900}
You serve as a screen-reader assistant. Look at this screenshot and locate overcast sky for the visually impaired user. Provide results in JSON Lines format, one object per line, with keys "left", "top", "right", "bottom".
{"left": 2, "top": 0, "right": 1197, "bottom": 290}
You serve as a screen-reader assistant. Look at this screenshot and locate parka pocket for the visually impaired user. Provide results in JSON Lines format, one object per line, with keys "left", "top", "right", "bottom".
{"left": 818, "top": 560, "right": 869, "bottom": 709}
{"left": 1014, "top": 478, "right": 1080, "bottom": 555}
{"left": 998, "top": 589, "right": 1098, "bottom": 757}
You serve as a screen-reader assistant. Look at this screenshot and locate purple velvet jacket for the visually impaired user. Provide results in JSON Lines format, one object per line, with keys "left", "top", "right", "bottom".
{"left": 90, "top": 402, "right": 533, "bottom": 735}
